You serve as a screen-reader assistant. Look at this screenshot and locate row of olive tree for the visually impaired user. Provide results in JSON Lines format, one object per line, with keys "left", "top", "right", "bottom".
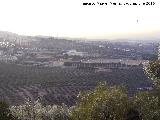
{"left": 1, "top": 59, "right": 160, "bottom": 120}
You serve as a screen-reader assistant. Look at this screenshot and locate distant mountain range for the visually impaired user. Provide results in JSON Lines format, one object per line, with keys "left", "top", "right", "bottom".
{"left": 0, "top": 31, "right": 159, "bottom": 44}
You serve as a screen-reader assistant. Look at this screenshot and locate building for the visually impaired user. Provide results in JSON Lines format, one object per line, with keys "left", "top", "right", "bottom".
{"left": 63, "top": 50, "right": 88, "bottom": 57}
{"left": 64, "top": 59, "right": 146, "bottom": 69}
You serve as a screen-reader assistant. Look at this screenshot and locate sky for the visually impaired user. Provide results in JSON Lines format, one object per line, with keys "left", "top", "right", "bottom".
{"left": 0, "top": 0, "right": 160, "bottom": 40}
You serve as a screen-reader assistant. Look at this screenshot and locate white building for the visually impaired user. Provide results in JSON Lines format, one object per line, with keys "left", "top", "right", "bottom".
{"left": 64, "top": 50, "right": 88, "bottom": 57}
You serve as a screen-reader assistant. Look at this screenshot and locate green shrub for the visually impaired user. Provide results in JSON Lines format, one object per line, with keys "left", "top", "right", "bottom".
{"left": 71, "top": 83, "right": 130, "bottom": 120}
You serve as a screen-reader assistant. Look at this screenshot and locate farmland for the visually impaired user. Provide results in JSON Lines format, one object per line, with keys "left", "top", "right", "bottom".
{"left": 0, "top": 62, "right": 152, "bottom": 106}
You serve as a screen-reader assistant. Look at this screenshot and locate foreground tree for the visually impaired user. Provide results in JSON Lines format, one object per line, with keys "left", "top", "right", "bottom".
{"left": 0, "top": 101, "right": 17, "bottom": 120}
{"left": 135, "top": 58, "right": 160, "bottom": 120}
{"left": 144, "top": 60, "right": 160, "bottom": 88}
{"left": 10, "top": 99, "right": 71, "bottom": 120}
{"left": 71, "top": 83, "right": 130, "bottom": 120}
{"left": 126, "top": 108, "right": 142, "bottom": 120}
{"left": 132, "top": 92, "right": 160, "bottom": 120}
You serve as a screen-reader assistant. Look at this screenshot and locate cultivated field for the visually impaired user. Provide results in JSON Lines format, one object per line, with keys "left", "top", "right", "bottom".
{"left": 0, "top": 62, "right": 152, "bottom": 106}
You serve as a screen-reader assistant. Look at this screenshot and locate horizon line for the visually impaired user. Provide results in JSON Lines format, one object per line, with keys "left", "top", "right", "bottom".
{"left": 0, "top": 30, "right": 160, "bottom": 42}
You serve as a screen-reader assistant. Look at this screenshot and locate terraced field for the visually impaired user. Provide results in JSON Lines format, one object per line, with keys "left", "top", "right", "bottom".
{"left": 0, "top": 62, "right": 152, "bottom": 106}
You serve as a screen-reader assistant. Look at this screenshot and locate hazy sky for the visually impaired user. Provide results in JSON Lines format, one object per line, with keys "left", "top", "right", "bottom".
{"left": 0, "top": 0, "right": 160, "bottom": 39}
